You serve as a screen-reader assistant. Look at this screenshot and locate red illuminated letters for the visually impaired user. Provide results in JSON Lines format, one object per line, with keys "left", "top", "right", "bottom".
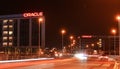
{"left": 23, "top": 12, "right": 43, "bottom": 17}
{"left": 81, "top": 35, "right": 92, "bottom": 38}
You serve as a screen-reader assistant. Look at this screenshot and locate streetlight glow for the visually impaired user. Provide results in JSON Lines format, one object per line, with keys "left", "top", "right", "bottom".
{"left": 61, "top": 30, "right": 66, "bottom": 34}
{"left": 39, "top": 17, "right": 43, "bottom": 22}
{"left": 116, "top": 15, "right": 120, "bottom": 20}
{"left": 111, "top": 29, "right": 117, "bottom": 35}
{"left": 70, "top": 36, "right": 73, "bottom": 40}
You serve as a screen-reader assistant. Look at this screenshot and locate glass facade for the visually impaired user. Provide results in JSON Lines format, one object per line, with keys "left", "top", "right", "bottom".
{"left": 0, "top": 12, "right": 45, "bottom": 49}
{"left": 2, "top": 19, "right": 14, "bottom": 47}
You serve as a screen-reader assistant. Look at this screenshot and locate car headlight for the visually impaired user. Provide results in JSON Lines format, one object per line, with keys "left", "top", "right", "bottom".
{"left": 74, "top": 53, "right": 87, "bottom": 60}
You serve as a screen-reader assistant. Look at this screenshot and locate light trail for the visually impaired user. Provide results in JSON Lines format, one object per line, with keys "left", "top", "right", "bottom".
{"left": 0, "top": 58, "right": 54, "bottom": 63}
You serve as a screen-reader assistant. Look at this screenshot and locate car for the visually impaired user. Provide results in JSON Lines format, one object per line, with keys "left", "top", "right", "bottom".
{"left": 74, "top": 53, "right": 88, "bottom": 60}
{"left": 98, "top": 54, "right": 108, "bottom": 61}
{"left": 54, "top": 52, "right": 63, "bottom": 58}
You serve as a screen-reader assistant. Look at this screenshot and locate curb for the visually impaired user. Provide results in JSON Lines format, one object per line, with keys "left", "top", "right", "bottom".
{"left": 114, "top": 61, "right": 119, "bottom": 69}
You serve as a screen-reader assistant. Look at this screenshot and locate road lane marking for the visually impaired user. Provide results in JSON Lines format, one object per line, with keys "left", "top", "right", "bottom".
{"left": 102, "top": 64, "right": 110, "bottom": 67}
{"left": 0, "top": 58, "right": 54, "bottom": 63}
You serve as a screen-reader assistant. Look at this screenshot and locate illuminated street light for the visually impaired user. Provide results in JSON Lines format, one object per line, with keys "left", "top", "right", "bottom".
{"left": 61, "top": 29, "right": 66, "bottom": 50}
{"left": 111, "top": 29, "right": 117, "bottom": 35}
{"left": 39, "top": 18, "right": 43, "bottom": 22}
{"left": 38, "top": 17, "right": 43, "bottom": 54}
{"left": 116, "top": 16, "right": 120, "bottom": 20}
{"left": 73, "top": 40, "right": 76, "bottom": 44}
{"left": 61, "top": 29, "right": 66, "bottom": 34}
{"left": 116, "top": 15, "right": 120, "bottom": 55}
{"left": 111, "top": 28, "right": 117, "bottom": 55}
{"left": 69, "top": 36, "right": 74, "bottom": 53}
{"left": 70, "top": 36, "right": 74, "bottom": 40}
{"left": 70, "top": 36, "right": 74, "bottom": 46}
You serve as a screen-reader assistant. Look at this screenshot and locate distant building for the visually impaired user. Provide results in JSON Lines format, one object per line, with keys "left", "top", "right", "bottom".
{"left": 0, "top": 12, "right": 45, "bottom": 49}
{"left": 80, "top": 35, "right": 119, "bottom": 55}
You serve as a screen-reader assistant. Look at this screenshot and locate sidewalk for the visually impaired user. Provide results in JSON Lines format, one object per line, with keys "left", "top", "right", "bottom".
{"left": 114, "top": 62, "right": 120, "bottom": 69}
{"left": 111, "top": 56, "right": 120, "bottom": 69}
{"left": 115, "top": 56, "right": 120, "bottom": 69}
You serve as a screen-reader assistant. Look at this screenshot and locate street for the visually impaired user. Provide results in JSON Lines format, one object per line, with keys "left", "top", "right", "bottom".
{"left": 0, "top": 57, "right": 116, "bottom": 69}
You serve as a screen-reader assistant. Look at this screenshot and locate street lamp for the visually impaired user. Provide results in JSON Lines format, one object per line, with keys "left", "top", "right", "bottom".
{"left": 77, "top": 36, "right": 81, "bottom": 50}
{"left": 111, "top": 28, "right": 117, "bottom": 55}
{"left": 70, "top": 36, "right": 74, "bottom": 47}
{"left": 70, "top": 36, "right": 73, "bottom": 40}
{"left": 70, "top": 36, "right": 74, "bottom": 53}
{"left": 61, "top": 29, "right": 66, "bottom": 50}
{"left": 116, "top": 15, "right": 120, "bottom": 55}
{"left": 38, "top": 17, "right": 43, "bottom": 52}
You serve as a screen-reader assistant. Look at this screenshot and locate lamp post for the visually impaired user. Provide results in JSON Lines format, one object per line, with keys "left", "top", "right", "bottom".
{"left": 70, "top": 36, "right": 73, "bottom": 53}
{"left": 61, "top": 29, "right": 66, "bottom": 50}
{"left": 77, "top": 36, "right": 81, "bottom": 50}
{"left": 111, "top": 28, "right": 117, "bottom": 55}
{"left": 70, "top": 36, "right": 74, "bottom": 47}
{"left": 116, "top": 15, "right": 120, "bottom": 55}
{"left": 38, "top": 18, "right": 43, "bottom": 53}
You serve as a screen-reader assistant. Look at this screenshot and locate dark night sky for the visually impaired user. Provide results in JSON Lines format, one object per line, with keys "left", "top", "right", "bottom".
{"left": 0, "top": 0, "right": 120, "bottom": 48}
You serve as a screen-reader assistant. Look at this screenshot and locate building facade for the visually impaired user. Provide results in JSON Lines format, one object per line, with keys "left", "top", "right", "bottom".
{"left": 0, "top": 12, "right": 45, "bottom": 50}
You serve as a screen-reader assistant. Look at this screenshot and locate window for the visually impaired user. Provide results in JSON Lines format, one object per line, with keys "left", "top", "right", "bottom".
{"left": 3, "top": 20, "right": 8, "bottom": 23}
{"left": 3, "top": 37, "right": 7, "bottom": 40}
{"left": 9, "top": 25, "right": 13, "bottom": 28}
{"left": 3, "top": 31, "right": 8, "bottom": 35}
{"left": 9, "top": 19, "right": 13, "bottom": 22}
{"left": 3, "top": 25, "right": 8, "bottom": 29}
{"left": 9, "top": 37, "right": 13, "bottom": 40}
{"left": 9, "top": 42, "right": 12, "bottom": 46}
{"left": 3, "top": 42, "right": 7, "bottom": 46}
{"left": 9, "top": 31, "right": 13, "bottom": 35}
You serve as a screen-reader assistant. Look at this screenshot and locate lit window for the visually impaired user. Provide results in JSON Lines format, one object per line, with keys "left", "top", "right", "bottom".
{"left": 3, "top": 31, "right": 8, "bottom": 35}
{"left": 3, "top": 20, "right": 8, "bottom": 23}
{"left": 9, "top": 19, "right": 13, "bottom": 22}
{"left": 3, "top": 37, "right": 7, "bottom": 40}
{"left": 9, "top": 42, "right": 12, "bottom": 46}
{"left": 9, "top": 31, "right": 13, "bottom": 35}
{"left": 3, "top": 42, "right": 7, "bottom": 46}
{"left": 3, "top": 25, "right": 8, "bottom": 28}
{"left": 9, "top": 37, "right": 13, "bottom": 40}
{"left": 9, "top": 25, "right": 13, "bottom": 28}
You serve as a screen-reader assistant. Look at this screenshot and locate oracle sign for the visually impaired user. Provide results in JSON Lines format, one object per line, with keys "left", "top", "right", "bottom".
{"left": 23, "top": 12, "right": 43, "bottom": 17}
{"left": 81, "top": 35, "right": 92, "bottom": 38}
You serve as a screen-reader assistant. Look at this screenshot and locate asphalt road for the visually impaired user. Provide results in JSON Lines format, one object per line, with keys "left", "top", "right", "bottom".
{"left": 0, "top": 57, "right": 115, "bottom": 69}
